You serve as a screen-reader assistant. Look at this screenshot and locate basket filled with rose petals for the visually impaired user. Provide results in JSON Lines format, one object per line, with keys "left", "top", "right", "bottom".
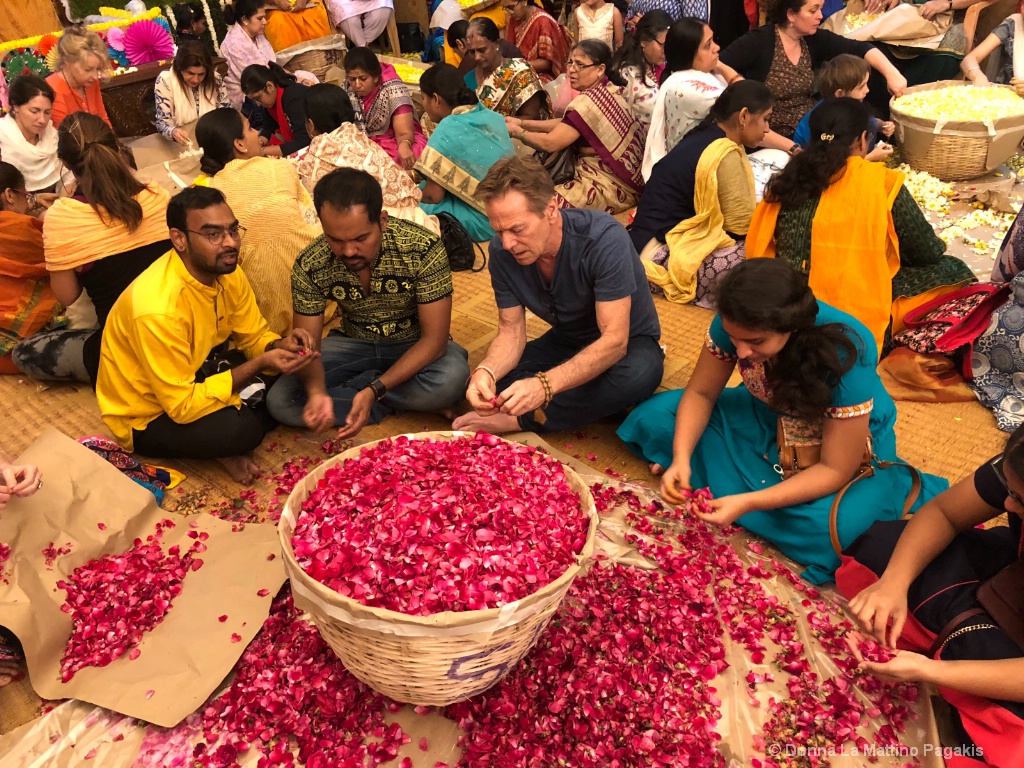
{"left": 890, "top": 81, "right": 1024, "bottom": 181}
{"left": 279, "top": 431, "right": 598, "bottom": 706}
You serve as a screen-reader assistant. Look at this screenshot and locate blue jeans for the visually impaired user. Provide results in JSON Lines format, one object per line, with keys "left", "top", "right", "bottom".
{"left": 266, "top": 334, "right": 470, "bottom": 428}
{"left": 500, "top": 331, "right": 664, "bottom": 433}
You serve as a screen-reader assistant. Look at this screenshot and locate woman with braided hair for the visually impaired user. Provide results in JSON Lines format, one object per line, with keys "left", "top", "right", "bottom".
{"left": 745, "top": 97, "right": 973, "bottom": 355}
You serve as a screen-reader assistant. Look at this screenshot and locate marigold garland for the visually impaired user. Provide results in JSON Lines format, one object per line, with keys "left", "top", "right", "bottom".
{"left": 0, "top": 7, "right": 164, "bottom": 57}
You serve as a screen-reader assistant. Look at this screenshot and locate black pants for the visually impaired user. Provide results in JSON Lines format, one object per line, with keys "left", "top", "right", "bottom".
{"left": 132, "top": 406, "right": 276, "bottom": 460}
{"left": 845, "top": 520, "right": 1024, "bottom": 730}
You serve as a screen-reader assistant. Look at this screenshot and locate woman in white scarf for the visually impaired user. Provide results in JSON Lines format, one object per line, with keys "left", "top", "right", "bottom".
{"left": 154, "top": 41, "right": 229, "bottom": 145}
{"left": 0, "top": 75, "right": 63, "bottom": 192}
{"left": 642, "top": 19, "right": 730, "bottom": 181}
{"left": 642, "top": 17, "right": 794, "bottom": 182}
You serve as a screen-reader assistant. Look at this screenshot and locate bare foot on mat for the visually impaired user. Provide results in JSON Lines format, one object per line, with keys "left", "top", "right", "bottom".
{"left": 0, "top": 659, "right": 21, "bottom": 687}
{"left": 650, "top": 463, "right": 664, "bottom": 476}
{"left": 217, "top": 455, "right": 260, "bottom": 485}
{"left": 452, "top": 411, "right": 521, "bottom": 434}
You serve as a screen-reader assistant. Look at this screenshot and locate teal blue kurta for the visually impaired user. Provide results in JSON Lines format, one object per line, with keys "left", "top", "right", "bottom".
{"left": 617, "top": 301, "right": 949, "bottom": 584}
{"left": 415, "top": 103, "right": 515, "bottom": 242}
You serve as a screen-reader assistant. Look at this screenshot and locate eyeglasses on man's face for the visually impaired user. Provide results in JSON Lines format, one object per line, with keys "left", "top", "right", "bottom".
{"left": 186, "top": 224, "right": 247, "bottom": 246}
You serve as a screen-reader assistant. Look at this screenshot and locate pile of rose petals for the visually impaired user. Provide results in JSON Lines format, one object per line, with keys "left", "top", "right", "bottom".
{"left": 131, "top": 482, "right": 922, "bottom": 768}
{"left": 589, "top": 484, "right": 921, "bottom": 768}
{"left": 291, "top": 434, "right": 589, "bottom": 615}
{"left": 56, "top": 518, "right": 206, "bottom": 682}
{"left": 193, "top": 592, "right": 415, "bottom": 768}
{"left": 448, "top": 553, "right": 727, "bottom": 767}
{"left": 0, "top": 541, "right": 10, "bottom": 584}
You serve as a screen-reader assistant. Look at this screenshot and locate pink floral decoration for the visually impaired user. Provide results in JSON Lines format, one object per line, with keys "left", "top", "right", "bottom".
{"left": 122, "top": 19, "right": 174, "bottom": 66}
{"left": 106, "top": 27, "right": 126, "bottom": 52}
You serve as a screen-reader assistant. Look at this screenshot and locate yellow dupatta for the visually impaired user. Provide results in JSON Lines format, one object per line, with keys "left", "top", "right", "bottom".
{"left": 642, "top": 138, "right": 753, "bottom": 304}
{"left": 747, "top": 156, "right": 902, "bottom": 354}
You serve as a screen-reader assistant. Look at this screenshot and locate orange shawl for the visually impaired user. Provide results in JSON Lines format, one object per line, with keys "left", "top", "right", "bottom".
{"left": 0, "top": 212, "right": 58, "bottom": 358}
{"left": 747, "top": 156, "right": 902, "bottom": 354}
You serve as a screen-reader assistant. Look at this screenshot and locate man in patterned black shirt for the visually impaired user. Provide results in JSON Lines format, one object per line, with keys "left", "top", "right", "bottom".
{"left": 266, "top": 168, "right": 469, "bottom": 438}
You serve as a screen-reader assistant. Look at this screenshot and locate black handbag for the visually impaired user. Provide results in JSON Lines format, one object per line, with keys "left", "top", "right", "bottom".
{"left": 534, "top": 146, "right": 577, "bottom": 186}
{"left": 437, "top": 212, "right": 486, "bottom": 272}
{"left": 197, "top": 343, "right": 269, "bottom": 408}
{"left": 977, "top": 558, "right": 1024, "bottom": 652}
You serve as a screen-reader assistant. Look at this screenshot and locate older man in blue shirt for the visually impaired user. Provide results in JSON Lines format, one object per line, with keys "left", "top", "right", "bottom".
{"left": 453, "top": 156, "right": 664, "bottom": 434}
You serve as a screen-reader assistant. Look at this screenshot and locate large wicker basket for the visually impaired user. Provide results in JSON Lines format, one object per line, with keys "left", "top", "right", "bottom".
{"left": 279, "top": 431, "right": 598, "bottom": 706}
{"left": 275, "top": 34, "right": 347, "bottom": 83}
{"left": 890, "top": 80, "right": 1024, "bottom": 181}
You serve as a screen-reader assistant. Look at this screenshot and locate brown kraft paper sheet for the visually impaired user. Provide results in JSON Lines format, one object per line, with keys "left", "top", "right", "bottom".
{"left": 0, "top": 428, "right": 286, "bottom": 728}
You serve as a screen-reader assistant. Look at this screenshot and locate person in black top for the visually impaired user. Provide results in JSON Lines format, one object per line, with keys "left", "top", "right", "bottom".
{"left": 628, "top": 81, "right": 773, "bottom": 302}
{"left": 240, "top": 62, "right": 313, "bottom": 157}
{"left": 839, "top": 423, "right": 1024, "bottom": 762}
{"left": 172, "top": 2, "right": 210, "bottom": 47}
{"left": 718, "top": 0, "right": 907, "bottom": 133}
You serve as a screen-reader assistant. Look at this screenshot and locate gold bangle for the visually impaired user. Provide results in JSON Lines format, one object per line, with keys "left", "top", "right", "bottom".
{"left": 399, "top": 138, "right": 412, "bottom": 147}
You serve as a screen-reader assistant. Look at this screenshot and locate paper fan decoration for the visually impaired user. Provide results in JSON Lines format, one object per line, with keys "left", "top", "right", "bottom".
{"left": 37, "top": 34, "right": 59, "bottom": 57}
{"left": 1, "top": 49, "right": 49, "bottom": 81}
{"left": 107, "top": 27, "right": 126, "bottom": 52}
{"left": 122, "top": 19, "right": 175, "bottom": 66}
{"left": 107, "top": 46, "right": 130, "bottom": 69}
{"left": 46, "top": 47, "right": 60, "bottom": 73}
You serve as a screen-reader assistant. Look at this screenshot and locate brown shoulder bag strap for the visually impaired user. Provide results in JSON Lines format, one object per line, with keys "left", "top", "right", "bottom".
{"left": 828, "top": 461, "right": 923, "bottom": 558}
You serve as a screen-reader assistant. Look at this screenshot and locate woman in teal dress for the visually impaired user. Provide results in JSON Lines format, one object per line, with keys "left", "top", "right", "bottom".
{"left": 415, "top": 63, "right": 515, "bottom": 242}
{"left": 617, "top": 259, "right": 948, "bottom": 584}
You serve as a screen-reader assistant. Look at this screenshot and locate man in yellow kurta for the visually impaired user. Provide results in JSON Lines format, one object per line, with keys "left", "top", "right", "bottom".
{"left": 96, "top": 187, "right": 317, "bottom": 484}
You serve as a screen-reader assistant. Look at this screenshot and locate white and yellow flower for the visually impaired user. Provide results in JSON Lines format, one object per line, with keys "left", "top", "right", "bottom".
{"left": 892, "top": 85, "right": 1024, "bottom": 122}
{"left": 844, "top": 12, "right": 880, "bottom": 31}
{"left": 393, "top": 62, "right": 423, "bottom": 85}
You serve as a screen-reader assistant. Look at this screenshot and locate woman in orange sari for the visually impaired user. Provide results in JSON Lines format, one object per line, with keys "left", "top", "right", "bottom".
{"left": 0, "top": 162, "right": 59, "bottom": 374}
{"left": 746, "top": 98, "right": 974, "bottom": 355}
{"left": 504, "top": 0, "right": 571, "bottom": 84}
{"left": 262, "top": 0, "right": 332, "bottom": 52}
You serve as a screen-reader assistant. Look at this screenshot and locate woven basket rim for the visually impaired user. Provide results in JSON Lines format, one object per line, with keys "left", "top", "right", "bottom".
{"left": 278, "top": 430, "right": 598, "bottom": 628}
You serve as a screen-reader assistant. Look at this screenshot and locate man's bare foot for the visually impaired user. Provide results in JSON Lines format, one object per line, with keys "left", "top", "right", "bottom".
{"left": 650, "top": 463, "right": 664, "bottom": 476}
{"left": 216, "top": 454, "right": 260, "bottom": 485}
{"left": 451, "top": 411, "right": 521, "bottom": 434}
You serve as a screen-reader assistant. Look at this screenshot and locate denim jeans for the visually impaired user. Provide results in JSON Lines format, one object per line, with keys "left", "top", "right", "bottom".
{"left": 266, "top": 333, "right": 470, "bottom": 427}
{"left": 499, "top": 331, "right": 664, "bottom": 433}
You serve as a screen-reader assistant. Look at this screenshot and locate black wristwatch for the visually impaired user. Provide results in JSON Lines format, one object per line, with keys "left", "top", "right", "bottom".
{"left": 369, "top": 379, "right": 387, "bottom": 400}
